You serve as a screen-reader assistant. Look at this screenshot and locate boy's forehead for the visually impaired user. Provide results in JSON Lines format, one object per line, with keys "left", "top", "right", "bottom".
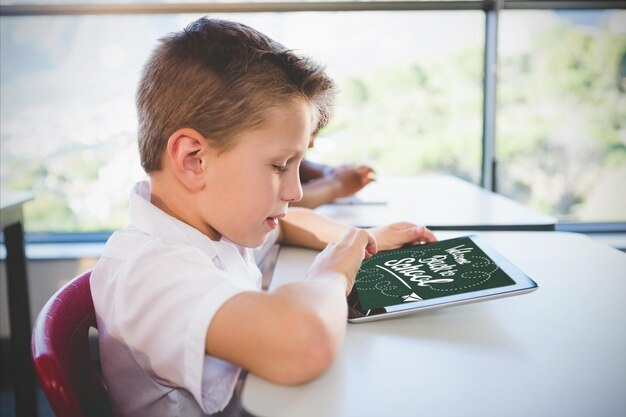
{"left": 264, "top": 133, "right": 310, "bottom": 157}
{"left": 262, "top": 102, "right": 313, "bottom": 138}
{"left": 230, "top": 102, "right": 313, "bottom": 154}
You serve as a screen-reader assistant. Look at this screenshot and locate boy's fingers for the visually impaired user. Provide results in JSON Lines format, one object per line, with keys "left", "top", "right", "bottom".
{"left": 346, "top": 229, "right": 378, "bottom": 259}
{"left": 402, "top": 225, "right": 436, "bottom": 245}
{"left": 364, "top": 230, "right": 378, "bottom": 257}
{"left": 415, "top": 225, "right": 437, "bottom": 243}
{"left": 354, "top": 228, "right": 372, "bottom": 247}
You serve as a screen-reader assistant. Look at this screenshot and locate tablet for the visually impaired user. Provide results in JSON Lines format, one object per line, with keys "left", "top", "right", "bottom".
{"left": 347, "top": 235, "right": 538, "bottom": 323}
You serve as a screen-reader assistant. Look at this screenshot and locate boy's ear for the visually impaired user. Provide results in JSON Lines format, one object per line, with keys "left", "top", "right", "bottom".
{"left": 166, "top": 128, "right": 210, "bottom": 191}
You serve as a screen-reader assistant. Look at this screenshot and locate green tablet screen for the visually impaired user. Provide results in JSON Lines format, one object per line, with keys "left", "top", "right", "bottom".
{"left": 353, "top": 236, "right": 516, "bottom": 310}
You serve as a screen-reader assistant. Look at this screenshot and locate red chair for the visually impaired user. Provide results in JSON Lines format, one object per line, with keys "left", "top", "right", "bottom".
{"left": 31, "top": 270, "right": 112, "bottom": 417}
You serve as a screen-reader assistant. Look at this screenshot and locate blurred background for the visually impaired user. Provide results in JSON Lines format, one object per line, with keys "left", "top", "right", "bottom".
{"left": 1, "top": 1, "right": 625, "bottom": 235}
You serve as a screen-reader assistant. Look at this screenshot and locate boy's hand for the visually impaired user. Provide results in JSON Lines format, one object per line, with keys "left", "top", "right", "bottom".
{"left": 369, "top": 223, "right": 437, "bottom": 252}
{"left": 305, "top": 228, "right": 377, "bottom": 295}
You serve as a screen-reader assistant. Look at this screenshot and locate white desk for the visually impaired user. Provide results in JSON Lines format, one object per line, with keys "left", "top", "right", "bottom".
{"left": 316, "top": 175, "right": 556, "bottom": 231}
{"left": 241, "top": 232, "right": 626, "bottom": 417}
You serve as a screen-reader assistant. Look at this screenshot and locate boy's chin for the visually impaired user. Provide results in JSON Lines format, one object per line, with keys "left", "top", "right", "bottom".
{"left": 232, "top": 232, "right": 269, "bottom": 249}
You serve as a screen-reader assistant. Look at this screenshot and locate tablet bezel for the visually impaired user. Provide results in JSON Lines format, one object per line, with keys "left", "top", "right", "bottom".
{"left": 347, "top": 235, "right": 538, "bottom": 323}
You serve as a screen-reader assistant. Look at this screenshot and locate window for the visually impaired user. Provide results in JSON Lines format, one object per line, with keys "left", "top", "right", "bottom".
{"left": 1, "top": 1, "right": 624, "bottom": 235}
{"left": 1, "top": 15, "right": 155, "bottom": 231}
{"left": 1, "top": 9, "right": 483, "bottom": 232}
{"left": 288, "top": 11, "right": 484, "bottom": 184}
{"left": 497, "top": 9, "right": 626, "bottom": 222}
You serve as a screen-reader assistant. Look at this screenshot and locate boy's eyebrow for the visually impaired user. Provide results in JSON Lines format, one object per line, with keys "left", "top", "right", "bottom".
{"left": 286, "top": 152, "right": 305, "bottom": 164}
{"left": 273, "top": 148, "right": 305, "bottom": 160}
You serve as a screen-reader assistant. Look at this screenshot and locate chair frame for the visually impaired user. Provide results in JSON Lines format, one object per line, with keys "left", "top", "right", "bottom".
{"left": 31, "top": 270, "right": 112, "bottom": 417}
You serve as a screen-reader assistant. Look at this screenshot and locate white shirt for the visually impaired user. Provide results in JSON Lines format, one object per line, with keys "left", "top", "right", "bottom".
{"left": 91, "top": 181, "right": 278, "bottom": 416}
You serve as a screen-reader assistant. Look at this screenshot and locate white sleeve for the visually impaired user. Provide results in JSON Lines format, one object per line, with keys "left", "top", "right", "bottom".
{"left": 111, "top": 239, "right": 244, "bottom": 413}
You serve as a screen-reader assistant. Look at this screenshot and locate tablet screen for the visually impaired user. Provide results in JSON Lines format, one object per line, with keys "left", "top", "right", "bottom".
{"left": 347, "top": 236, "right": 537, "bottom": 322}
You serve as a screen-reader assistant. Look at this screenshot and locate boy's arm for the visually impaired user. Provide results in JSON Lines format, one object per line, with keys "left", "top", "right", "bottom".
{"left": 277, "top": 207, "right": 353, "bottom": 250}
{"left": 205, "top": 229, "right": 372, "bottom": 385}
{"left": 276, "top": 207, "right": 436, "bottom": 252}
{"left": 206, "top": 214, "right": 435, "bottom": 386}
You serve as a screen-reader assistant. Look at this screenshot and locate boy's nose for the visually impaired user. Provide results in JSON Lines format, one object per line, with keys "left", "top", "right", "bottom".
{"left": 283, "top": 174, "right": 303, "bottom": 203}
{"left": 289, "top": 182, "right": 303, "bottom": 203}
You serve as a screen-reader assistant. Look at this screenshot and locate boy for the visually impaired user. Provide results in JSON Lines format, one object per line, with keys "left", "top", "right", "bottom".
{"left": 91, "top": 17, "right": 436, "bottom": 416}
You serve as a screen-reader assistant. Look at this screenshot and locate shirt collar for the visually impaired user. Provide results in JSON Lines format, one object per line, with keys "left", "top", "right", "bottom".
{"left": 128, "top": 180, "right": 262, "bottom": 287}
{"left": 129, "top": 180, "right": 237, "bottom": 260}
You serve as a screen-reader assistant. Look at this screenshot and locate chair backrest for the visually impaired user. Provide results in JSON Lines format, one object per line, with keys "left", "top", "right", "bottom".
{"left": 31, "top": 270, "right": 112, "bottom": 417}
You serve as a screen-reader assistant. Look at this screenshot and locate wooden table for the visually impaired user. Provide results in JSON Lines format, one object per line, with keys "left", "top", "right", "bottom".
{"left": 316, "top": 175, "right": 556, "bottom": 231}
{"left": 1, "top": 191, "right": 37, "bottom": 417}
{"left": 241, "top": 231, "right": 626, "bottom": 417}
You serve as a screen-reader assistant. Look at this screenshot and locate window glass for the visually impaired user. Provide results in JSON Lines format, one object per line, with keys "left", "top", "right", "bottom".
{"left": 268, "top": 12, "right": 484, "bottom": 184}
{"left": 497, "top": 10, "right": 626, "bottom": 222}
{"left": 1, "top": 11, "right": 483, "bottom": 232}
{"left": 1, "top": 15, "right": 162, "bottom": 231}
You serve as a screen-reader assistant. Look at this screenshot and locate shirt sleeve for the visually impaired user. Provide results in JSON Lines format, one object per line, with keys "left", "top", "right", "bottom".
{"left": 110, "top": 239, "right": 245, "bottom": 413}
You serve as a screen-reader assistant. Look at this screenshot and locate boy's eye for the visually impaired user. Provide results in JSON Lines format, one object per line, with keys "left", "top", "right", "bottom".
{"left": 273, "top": 164, "right": 288, "bottom": 173}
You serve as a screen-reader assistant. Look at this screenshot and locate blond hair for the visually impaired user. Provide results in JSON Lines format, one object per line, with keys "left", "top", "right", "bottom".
{"left": 136, "top": 17, "right": 336, "bottom": 173}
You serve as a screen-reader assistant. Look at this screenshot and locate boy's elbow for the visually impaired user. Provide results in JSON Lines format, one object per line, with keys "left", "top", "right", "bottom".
{"left": 272, "top": 310, "right": 342, "bottom": 385}
{"left": 296, "top": 318, "right": 338, "bottom": 382}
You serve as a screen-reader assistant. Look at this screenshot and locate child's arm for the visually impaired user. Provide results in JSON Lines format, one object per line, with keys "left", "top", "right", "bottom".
{"left": 292, "top": 165, "right": 376, "bottom": 209}
{"left": 277, "top": 207, "right": 355, "bottom": 250}
{"left": 205, "top": 211, "right": 435, "bottom": 386}
{"left": 277, "top": 207, "right": 437, "bottom": 251}
{"left": 204, "top": 228, "right": 372, "bottom": 385}
{"left": 299, "top": 159, "right": 329, "bottom": 183}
